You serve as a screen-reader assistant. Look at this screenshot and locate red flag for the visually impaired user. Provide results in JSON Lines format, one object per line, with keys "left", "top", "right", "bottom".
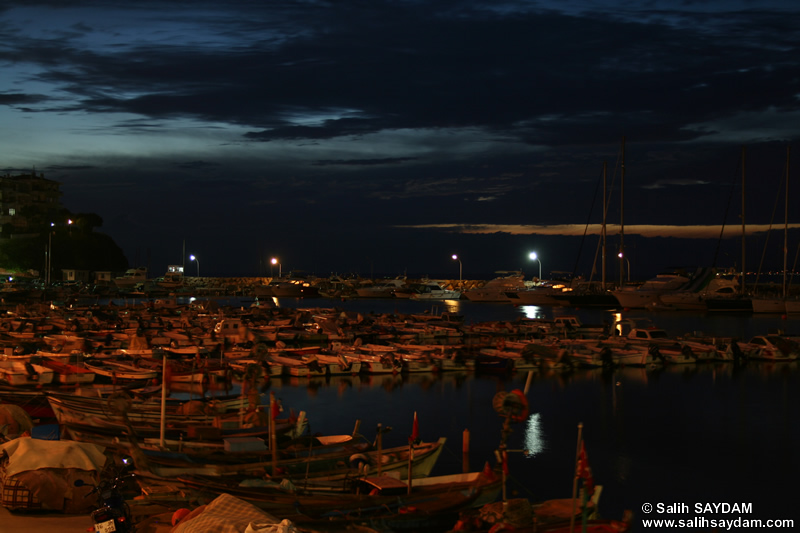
{"left": 409, "top": 411, "right": 419, "bottom": 444}
{"left": 270, "top": 393, "right": 280, "bottom": 420}
{"left": 576, "top": 441, "right": 595, "bottom": 497}
{"left": 502, "top": 450, "right": 509, "bottom": 476}
{"left": 482, "top": 461, "right": 497, "bottom": 481}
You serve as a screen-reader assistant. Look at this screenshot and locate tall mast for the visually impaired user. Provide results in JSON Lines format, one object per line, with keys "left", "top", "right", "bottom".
{"left": 619, "top": 136, "right": 625, "bottom": 288}
{"left": 784, "top": 145, "right": 790, "bottom": 298}
{"left": 741, "top": 146, "right": 746, "bottom": 294}
{"left": 602, "top": 161, "right": 608, "bottom": 290}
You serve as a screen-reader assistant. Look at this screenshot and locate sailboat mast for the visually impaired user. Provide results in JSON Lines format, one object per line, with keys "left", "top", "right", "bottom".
{"left": 741, "top": 146, "right": 746, "bottom": 294}
{"left": 619, "top": 136, "right": 625, "bottom": 288}
{"left": 602, "top": 161, "right": 608, "bottom": 290}
{"left": 784, "top": 145, "right": 790, "bottom": 298}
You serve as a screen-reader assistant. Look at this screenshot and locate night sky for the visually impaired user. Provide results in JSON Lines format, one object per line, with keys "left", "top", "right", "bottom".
{"left": 2, "top": 1, "right": 800, "bottom": 280}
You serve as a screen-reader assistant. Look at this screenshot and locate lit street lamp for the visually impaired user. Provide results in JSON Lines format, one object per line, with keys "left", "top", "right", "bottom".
{"left": 271, "top": 257, "right": 281, "bottom": 278}
{"left": 618, "top": 252, "right": 631, "bottom": 282}
{"left": 451, "top": 254, "right": 462, "bottom": 287}
{"left": 46, "top": 222, "right": 54, "bottom": 286}
{"left": 529, "top": 252, "right": 542, "bottom": 280}
{"left": 190, "top": 254, "right": 200, "bottom": 277}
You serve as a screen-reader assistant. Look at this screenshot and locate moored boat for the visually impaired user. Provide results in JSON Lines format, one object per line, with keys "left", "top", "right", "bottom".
{"left": 0, "top": 361, "right": 55, "bottom": 386}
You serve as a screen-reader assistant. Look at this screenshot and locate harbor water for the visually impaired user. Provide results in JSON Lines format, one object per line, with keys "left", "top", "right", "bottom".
{"left": 234, "top": 297, "right": 800, "bottom": 532}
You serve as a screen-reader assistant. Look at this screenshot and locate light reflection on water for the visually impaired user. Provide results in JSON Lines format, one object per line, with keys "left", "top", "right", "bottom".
{"left": 522, "top": 412, "right": 545, "bottom": 457}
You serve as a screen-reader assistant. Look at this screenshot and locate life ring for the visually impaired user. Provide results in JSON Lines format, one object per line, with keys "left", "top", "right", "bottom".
{"left": 349, "top": 453, "right": 370, "bottom": 469}
{"left": 496, "top": 389, "right": 529, "bottom": 423}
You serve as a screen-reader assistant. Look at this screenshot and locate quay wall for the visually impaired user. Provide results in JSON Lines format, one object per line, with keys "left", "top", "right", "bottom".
{"left": 180, "top": 277, "right": 488, "bottom": 292}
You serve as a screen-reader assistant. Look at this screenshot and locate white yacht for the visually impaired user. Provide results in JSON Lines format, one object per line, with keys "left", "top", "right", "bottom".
{"left": 611, "top": 269, "right": 691, "bottom": 309}
{"left": 462, "top": 271, "right": 529, "bottom": 303}
{"left": 114, "top": 267, "right": 148, "bottom": 288}
{"left": 410, "top": 281, "right": 461, "bottom": 300}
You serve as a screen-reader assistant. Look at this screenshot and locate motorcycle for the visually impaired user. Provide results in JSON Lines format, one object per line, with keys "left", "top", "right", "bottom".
{"left": 75, "top": 457, "right": 136, "bottom": 533}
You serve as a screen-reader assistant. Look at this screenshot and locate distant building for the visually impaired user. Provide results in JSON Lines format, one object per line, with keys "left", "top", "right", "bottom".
{"left": 94, "top": 271, "right": 113, "bottom": 285}
{"left": 62, "top": 269, "right": 90, "bottom": 283}
{"left": 0, "top": 171, "right": 62, "bottom": 235}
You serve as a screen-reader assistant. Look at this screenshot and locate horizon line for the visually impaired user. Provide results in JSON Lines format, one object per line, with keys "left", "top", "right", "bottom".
{"left": 396, "top": 223, "right": 800, "bottom": 239}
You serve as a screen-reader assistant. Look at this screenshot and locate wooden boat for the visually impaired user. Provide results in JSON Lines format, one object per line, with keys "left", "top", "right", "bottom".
{"left": 83, "top": 358, "right": 159, "bottom": 382}
{"left": 353, "top": 352, "right": 403, "bottom": 374}
{"left": 136, "top": 465, "right": 501, "bottom": 530}
{"left": 0, "top": 361, "right": 55, "bottom": 386}
{"left": 40, "top": 358, "right": 96, "bottom": 385}
{"left": 46, "top": 393, "right": 307, "bottom": 443}
{"left": 123, "top": 436, "right": 447, "bottom": 482}
{"left": 746, "top": 335, "right": 800, "bottom": 361}
{"left": 268, "top": 354, "right": 327, "bottom": 377}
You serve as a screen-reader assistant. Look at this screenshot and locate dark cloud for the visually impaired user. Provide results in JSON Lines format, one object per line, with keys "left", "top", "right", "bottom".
{"left": 0, "top": 1, "right": 798, "bottom": 278}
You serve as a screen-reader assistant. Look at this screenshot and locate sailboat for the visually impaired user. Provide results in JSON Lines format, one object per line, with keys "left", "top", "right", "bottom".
{"left": 557, "top": 139, "right": 624, "bottom": 308}
{"left": 706, "top": 147, "right": 754, "bottom": 313}
{"left": 751, "top": 146, "right": 791, "bottom": 314}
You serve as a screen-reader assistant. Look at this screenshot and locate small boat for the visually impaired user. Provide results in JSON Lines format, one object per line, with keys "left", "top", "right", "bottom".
{"left": 40, "top": 358, "right": 96, "bottom": 385}
{"left": 136, "top": 461, "right": 499, "bottom": 531}
{"left": 114, "top": 267, "right": 148, "bottom": 288}
{"left": 83, "top": 358, "right": 159, "bottom": 382}
{"left": 0, "top": 361, "right": 55, "bottom": 386}
{"left": 462, "top": 271, "right": 529, "bottom": 303}
{"left": 355, "top": 278, "right": 409, "bottom": 298}
{"left": 746, "top": 335, "right": 800, "bottom": 361}
{"left": 410, "top": 281, "right": 462, "bottom": 300}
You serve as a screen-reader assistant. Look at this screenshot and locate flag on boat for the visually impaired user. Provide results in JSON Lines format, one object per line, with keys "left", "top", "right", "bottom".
{"left": 270, "top": 392, "right": 281, "bottom": 420}
{"left": 576, "top": 440, "right": 594, "bottom": 497}
{"left": 409, "top": 411, "right": 419, "bottom": 444}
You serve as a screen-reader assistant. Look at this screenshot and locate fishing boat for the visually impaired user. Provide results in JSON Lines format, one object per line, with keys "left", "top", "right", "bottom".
{"left": 0, "top": 361, "right": 55, "bottom": 386}
{"left": 123, "top": 436, "right": 447, "bottom": 482}
{"left": 83, "top": 358, "right": 159, "bottom": 382}
{"left": 46, "top": 393, "right": 306, "bottom": 444}
{"left": 136, "top": 463, "right": 501, "bottom": 531}
{"left": 39, "top": 358, "right": 96, "bottom": 385}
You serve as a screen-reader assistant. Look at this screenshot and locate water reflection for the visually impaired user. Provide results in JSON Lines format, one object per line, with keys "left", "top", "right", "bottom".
{"left": 522, "top": 412, "right": 544, "bottom": 457}
{"left": 518, "top": 305, "right": 547, "bottom": 320}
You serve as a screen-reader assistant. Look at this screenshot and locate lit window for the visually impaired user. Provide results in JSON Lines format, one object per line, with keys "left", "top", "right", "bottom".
{"left": 8, "top": 208, "right": 15, "bottom": 216}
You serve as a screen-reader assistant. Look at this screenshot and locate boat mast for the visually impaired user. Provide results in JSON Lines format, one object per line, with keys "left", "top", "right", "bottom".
{"left": 741, "top": 146, "right": 746, "bottom": 294}
{"left": 602, "top": 161, "right": 608, "bottom": 290}
{"left": 619, "top": 136, "right": 625, "bottom": 288}
{"left": 784, "top": 145, "right": 790, "bottom": 299}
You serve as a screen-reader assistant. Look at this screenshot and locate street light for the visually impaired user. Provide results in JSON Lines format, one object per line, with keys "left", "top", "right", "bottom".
{"left": 451, "top": 254, "right": 462, "bottom": 287}
{"left": 46, "top": 222, "right": 54, "bottom": 286}
{"left": 271, "top": 257, "right": 281, "bottom": 278}
{"left": 190, "top": 254, "right": 200, "bottom": 277}
{"left": 618, "top": 252, "right": 631, "bottom": 282}
{"left": 529, "top": 252, "right": 542, "bottom": 280}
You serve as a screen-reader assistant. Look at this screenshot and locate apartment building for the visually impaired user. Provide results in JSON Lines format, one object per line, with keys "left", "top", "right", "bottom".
{"left": 0, "top": 171, "right": 62, "bottom": 235}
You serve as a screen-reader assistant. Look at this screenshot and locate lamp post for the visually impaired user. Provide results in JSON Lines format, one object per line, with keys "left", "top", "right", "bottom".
{"left": 529, "top": 252, "right": 542, "bottom": 280}
{"left": 451, "top": 254, "right": 462, "bottom": 287}
{"left": 271, "top": 257, "right": 281, "bottom": 278}
{"left": 46, "top": 222, "right": 54, "bottom": 286}
{"left": 190, "top": 254, "right": 200, "bottom": 277}
{"left": 618, "top": 252, "right": 631, "bottom": 282}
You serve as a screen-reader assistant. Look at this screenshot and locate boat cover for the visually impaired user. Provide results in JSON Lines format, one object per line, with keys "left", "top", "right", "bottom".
{"left": 171, "top": 492, "right": 295, "bottom": 533}
{"left": 0, "top": 437, "right": 107, "bottom": 512}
